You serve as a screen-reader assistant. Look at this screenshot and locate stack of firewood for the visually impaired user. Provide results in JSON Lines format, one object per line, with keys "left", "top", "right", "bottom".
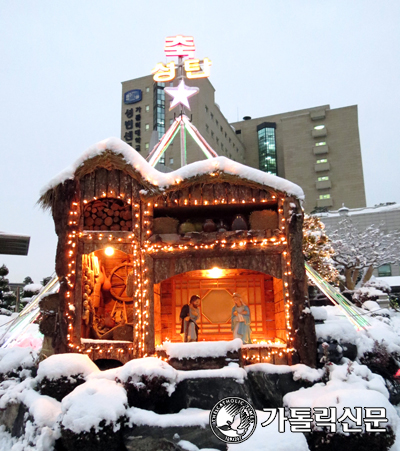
{"left": 84, "top": 199, "right": 132, "bottom": 231}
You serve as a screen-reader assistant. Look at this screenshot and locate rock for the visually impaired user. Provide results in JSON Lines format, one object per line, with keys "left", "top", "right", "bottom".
{"left": 0, "top": 402, "right": 28, "bottom": 437}
{"left": 341, "top": 342, "right": 357, "bottom": 361}
{"left": 170, "top": 377, "right": 252, "bottom": 411}
{"left": 246, "top": 371, "right": 315, "bottom": 409}
{"left": 317, "top": 337, "right": 343, "bottom": 366}
{"left": 123, "top": 374, "right": 171, "bottom": 414}
{"left": 124, "top": 425, "right": 227, "bottom": 451}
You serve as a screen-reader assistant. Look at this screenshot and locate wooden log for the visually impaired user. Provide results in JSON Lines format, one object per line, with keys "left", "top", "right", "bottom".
{"left": 107, "top": 169, "right": 120, "bottom": 198}
{"left": 178, "top": 188, "right": 190, "bottom": 207}
{"left": 94, "top": 218, "right": 103, "bottom": 226}
{"left": 228, "top": 184, "right": 239, "bottom": 203}
{"left": 85, "top": 217, "right": 94, "bottom": 227}
{"left": 214, "top": 183, "right": 226, "bottom": 204}
{"left": 95, "top": 168, "right": 108, "bottom": 199}
{"left": 189, "top": 184, "right": 202, "bottom": 205}
{"left": 104, "top": 217, "right": 113, "bottom": 227}
{"left": 120, "top": 171, "right": 132, "bottom": 202}
{"left": 202, "top": 184, "right": 214, "bottom": 205}
{"left": 83, "top": 172, "right": 96, "bottom": 203}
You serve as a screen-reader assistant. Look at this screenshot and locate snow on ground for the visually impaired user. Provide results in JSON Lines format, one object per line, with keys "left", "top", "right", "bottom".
{"left": 284, "top": 361, "right": 398, "bottom": 432}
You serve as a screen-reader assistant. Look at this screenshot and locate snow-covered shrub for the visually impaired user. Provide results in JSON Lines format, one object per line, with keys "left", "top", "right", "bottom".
{"left": 37, "top": 353, "right": 99, "bottom": 401}
{"left": 0, "top": 347, "right": 38, "bottom": 381}
{"left": 117, "top": 357, "right": 177, "bottom": 414}
{"left": 360, "top": 340, "right": 400, "bottom": 381}
{"left": 60, "top": 378, "right": 127, "bottom": 451}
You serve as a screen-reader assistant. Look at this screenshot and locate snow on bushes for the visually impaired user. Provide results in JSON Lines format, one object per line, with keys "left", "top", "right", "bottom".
{"left": 0, "top": 346, "right": 38, "bottom": 379}
{"left": 37, "top": 353, "right": 100, "bottom": 401}
{"left": 160, "top": 338, "right": 243, "bottom": 359}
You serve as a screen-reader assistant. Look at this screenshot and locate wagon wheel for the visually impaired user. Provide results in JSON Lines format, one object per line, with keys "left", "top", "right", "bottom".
{"left": 109, "top": 263, "right": 134, "bottom": 303}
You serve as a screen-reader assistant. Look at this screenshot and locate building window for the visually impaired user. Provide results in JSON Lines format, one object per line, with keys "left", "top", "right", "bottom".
{"left": 257, "top": 122, "right": 277, "bottom": 175}
{"left": 169, "top": 118, "right": 173, "bottom": 125}
{"left": 205, "top": 105, "right": 208, "bottom": 113}
{"left": 145, "top": 105, "right": 150, "bottom": 112}
{"left": 146, "top": 87, "right": 150, "bottom": 93}
{"left": 225, "top": 132, "right": 227, "bottom": 138}
{"left": 169, "top": 157, "right": 174, "bottom": 165}
{"left": 378, "top": 264, "right": 392, "bottom": 277}
{"left": 221, "top": 143, "right": 223, "bottom": 150}
{"left": 315, "top": 141, "right": 326, "bottom": 146}
{"left": 210, "top": 113, "right": 214, "bottom": 120}
{"left": 145, "top": 124, "right": 150, "bottom": 130}
{"left": 159, "top": 156, "right": 165, "bottom": 165}
{"left": 211, "top": 131, "right": 214, "bottom": 138}
{"left": 216, "top": 119, "right": 219, "bottom": 127}
{"left": 153, "top": 83, "right": 165, "bottom": 138}
{"left": 220, "top": 126, "right": 223, "bottom": 133}
{"left": 216, "top": 137, "right": 219, "bottom": 144}
{"left": 319, "top": 194, "right": 331, "bottom": 199}
{"left": 145, "top": 143, "right": 149, "bottom": 150}
{"left": 318, "top": 176, "right": 329, "bottom": 181}
{"left": 316, "top": 159, "right": 328, "bottom": 164}
{"left": 314, "top": 125, "right": 325, "bottom": 130}
{"left": 229, "top": 138, "right": 231, "bottom": 143}
{"left": 206, "top": 124, "right": 209, "bottom": 132}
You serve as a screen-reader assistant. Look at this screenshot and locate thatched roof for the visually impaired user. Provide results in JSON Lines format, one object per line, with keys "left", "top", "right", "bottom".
{"left": 38, "top": 137, "right": 304, "bottom": 210}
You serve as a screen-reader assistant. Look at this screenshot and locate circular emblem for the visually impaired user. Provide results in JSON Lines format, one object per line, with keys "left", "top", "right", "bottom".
{"left": 209, "top": 397, "right": 257, "bottom": 443}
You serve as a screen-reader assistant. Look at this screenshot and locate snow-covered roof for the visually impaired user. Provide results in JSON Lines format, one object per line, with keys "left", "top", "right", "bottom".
{"left": 317, "top": 202, "right": 400, "bottom": 218}
{"left": 376, "top": 276, "right": 400, "bottom": 287}
{"left": 40, "top": 137, "right": 304, "bottom": 200}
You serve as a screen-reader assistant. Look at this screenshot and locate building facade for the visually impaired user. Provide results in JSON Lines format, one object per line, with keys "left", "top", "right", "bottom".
{"left": 231, "top": 105, "right": 366, "bottom": 213}
{"left": 121, "top": 76, "right": 366, "bottom": 213}
{"left": 121, "top": 75, "right": 246, "bottom": 170}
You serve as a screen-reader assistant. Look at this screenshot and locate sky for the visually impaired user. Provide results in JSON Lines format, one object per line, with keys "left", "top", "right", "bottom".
{"left": 0, "top": 1, "right": 399, "bottom": 283}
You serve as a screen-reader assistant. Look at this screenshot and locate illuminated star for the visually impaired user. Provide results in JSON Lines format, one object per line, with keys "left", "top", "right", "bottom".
{"left": 164, "top": 80, "right": 199, "bottom": 111}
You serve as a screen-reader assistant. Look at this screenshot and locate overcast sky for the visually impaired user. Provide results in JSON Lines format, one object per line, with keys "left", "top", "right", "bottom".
{"left": 1, "top": 1, "right": 399, "bottom": 283}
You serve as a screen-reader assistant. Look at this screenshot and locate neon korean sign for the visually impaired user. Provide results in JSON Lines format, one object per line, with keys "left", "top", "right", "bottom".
{"left": 152, "top": 35, "right": 212, "bottom": 82}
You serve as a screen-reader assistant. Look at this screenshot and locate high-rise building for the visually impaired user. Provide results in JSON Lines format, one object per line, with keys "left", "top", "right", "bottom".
{"left": 121, "top": 76, "right": 366, "bottom": 213}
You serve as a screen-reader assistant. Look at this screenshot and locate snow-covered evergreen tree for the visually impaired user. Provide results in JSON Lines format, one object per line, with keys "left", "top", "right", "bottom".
{"left": 0, "top": 264, "right": 16, "bottom": 313}
{"left": 330, "top": 217, "right": 400, "bottom": 290}
{"left": 303, "top": 215, "right": 339, "bottom": 283}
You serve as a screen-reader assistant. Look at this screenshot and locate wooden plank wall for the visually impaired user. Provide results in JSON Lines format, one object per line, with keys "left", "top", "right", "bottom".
{"left": 273, "top": 277, "right": 286, "bottom": 342}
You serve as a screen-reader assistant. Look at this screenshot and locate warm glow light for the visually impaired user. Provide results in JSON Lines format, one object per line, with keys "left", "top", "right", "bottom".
{"left": 104, "top": 246, "right": 114, "bottom": 256}
{"left": 208, "top": 267, "right": 224, "bottom": 278}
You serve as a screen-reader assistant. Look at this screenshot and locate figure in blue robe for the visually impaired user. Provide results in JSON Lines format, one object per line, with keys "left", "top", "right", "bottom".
{"left": 231, "top": 293, "right": 252, "bottom": 344}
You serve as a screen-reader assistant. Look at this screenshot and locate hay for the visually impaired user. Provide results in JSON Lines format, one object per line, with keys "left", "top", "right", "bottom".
{"left": 249, "top": 210, "right": 278, "bottom": 230}
{"left": 153, "top": 217, "right": 179, "bottom": 234}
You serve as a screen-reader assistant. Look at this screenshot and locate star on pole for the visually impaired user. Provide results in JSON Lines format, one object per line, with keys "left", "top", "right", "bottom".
{"left": 164, "top": 80, "right": 199, "bottom": 111}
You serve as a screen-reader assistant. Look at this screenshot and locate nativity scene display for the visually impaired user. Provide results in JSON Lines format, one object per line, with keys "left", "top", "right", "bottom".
{"left": 38, "top": 137, "right": 315, "bottom": 367}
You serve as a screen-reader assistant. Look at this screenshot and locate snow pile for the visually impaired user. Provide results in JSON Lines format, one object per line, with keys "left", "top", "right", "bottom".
{"left": 36, "top": 353, "right": 100, "bottom": 382}
{"left": 315, "top": 305, "right": 400, "bottom": 357}
{"left": 0, "top": 346, "right": 38, "bottom": 375}
{"left": 246, "top": 363, "right": 324, "bottom": 383}
{"left": 284, "top": 361, "right": 398, "bottom": 432}
{"left": 177, "top": 363, "right": 247, "bottom": 383}
{"left": 126, "top": 407, "right": 210, "bottom": 428}
{"left": 60, "top": 378, "right": 127, "bottom": 434}
{"left": 310, "top": 306, "right": 328, "bottom": 322}
{"left": 40, "top": 137, "right": 304, "bottom": 200}
{"left": 0, "top": 378, "right": 61, "bottom": 450}
{"left": 160, "top": 338, "right": 243, "bottom": 359}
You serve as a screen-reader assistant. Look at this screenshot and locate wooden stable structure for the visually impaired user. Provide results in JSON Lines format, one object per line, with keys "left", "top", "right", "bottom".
{"left": 39, "top": 141, "right": 316, "bottom": 366}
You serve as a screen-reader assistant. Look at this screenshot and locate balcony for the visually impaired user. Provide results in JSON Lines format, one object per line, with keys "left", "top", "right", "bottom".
{"left": 315, "top": 162, "right": 330, "bottom": 172}
{"left": 313, "top": 144, "right": 329, "bottom": 155}
{"left": 316, "top": 180, "right": 331, "bottom": 190}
